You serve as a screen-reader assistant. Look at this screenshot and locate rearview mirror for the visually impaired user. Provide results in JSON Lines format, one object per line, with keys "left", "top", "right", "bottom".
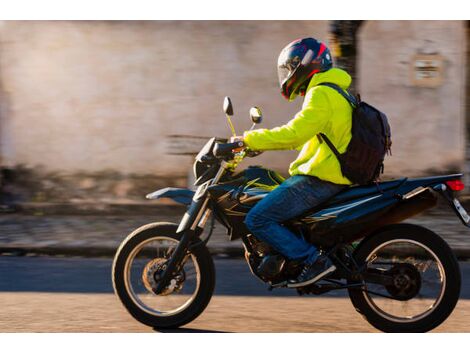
{"left": 223, "top": 96, "right": 234, "bottom": 116}
{"left": 249, "top": 106, "right": 263, "bottom": 124}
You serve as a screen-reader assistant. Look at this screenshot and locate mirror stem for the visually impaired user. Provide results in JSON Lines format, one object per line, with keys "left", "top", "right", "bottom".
{"left": 226, "top": 114, "right": 237, "bottom": 137}
{"left": 249, "top": 123, "right": 257, "bottom": 131}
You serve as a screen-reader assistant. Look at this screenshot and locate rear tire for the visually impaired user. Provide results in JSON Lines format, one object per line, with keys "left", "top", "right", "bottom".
{"left": 112, "top": 222, "right": 215, "bottom": 329}
{"left": 348, "top": 223, "right": 461, "bottom": 332}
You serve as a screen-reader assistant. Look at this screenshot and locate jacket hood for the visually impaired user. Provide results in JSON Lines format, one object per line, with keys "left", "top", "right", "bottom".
{"left": 308, "top": 68, "right": 352, "bottom": 90}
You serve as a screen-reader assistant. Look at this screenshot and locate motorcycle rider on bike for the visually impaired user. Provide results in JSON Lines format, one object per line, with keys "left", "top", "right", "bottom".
{"left": 235, "top": 37, "right": 354, "bottom": 287}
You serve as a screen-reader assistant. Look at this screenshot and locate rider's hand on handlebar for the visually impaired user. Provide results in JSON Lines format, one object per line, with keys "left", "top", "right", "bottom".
{"left": 230, "top": 136, "right": 244, "bottom": 143}
{"left": 230, "top": 136, "right": 245, "bottom": 152}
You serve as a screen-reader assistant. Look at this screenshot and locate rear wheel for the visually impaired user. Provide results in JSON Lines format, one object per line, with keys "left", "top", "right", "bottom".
{"left": 112, "top": 222, "right": 215, "bottom": 329}
{"left": 348, "top": 224, "right": 461, "bottom": 332}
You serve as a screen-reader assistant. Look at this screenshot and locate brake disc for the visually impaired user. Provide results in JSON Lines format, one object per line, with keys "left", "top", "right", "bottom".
{"left": 142, "top": 258, "right": 186, "bottom": 296}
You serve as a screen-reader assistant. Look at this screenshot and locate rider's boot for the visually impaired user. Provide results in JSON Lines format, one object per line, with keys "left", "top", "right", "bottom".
{"left": 287, "top": 254, "right": 336, "bottom": 288}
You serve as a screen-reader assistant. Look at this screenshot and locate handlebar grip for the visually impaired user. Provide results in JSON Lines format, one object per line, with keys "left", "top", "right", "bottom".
{"left": 213, "top": 141, "right": 245, "bottom": 158}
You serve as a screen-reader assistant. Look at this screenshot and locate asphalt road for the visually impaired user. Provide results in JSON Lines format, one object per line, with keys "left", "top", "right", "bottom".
{"left": 0, "top": 256, "right": 469, "bottom": 332}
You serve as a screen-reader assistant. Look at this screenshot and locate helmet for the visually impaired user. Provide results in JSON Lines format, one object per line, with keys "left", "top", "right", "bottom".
{"left": 277, "top": 38, "right": 333, "bottom": 101}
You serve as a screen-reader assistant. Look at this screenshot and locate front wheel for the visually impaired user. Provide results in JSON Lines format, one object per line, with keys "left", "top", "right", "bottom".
{"left": 112, "top": 222, "right": 215, "bottom": 329}
{"left": 348, "top": 224, "right": 461, "bottom": 332}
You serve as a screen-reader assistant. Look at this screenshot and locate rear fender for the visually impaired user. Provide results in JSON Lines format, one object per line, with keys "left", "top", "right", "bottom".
{"left": 395, "top": 174, "right": 463, "bottom": 195}
{"left": 432, "top": 183, "right": 470, "bottom": 227}
{"left": 146, "top": 187, "right": 195, "bottom": 206}
{"left": 396, "top": 174, "right": 470, "bottom": 227}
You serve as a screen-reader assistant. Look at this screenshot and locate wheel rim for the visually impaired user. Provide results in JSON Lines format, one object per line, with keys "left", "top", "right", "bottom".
{"left": 362, "top": 239, "right": 446, "bottom": 323}
{"left": 123, "top": 236, "right": 201, "bottom": 317}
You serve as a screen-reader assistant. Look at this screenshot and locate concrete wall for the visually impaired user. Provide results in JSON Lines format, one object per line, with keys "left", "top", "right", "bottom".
{"left": 0, "top": 21, "right": 467, "bottom": 204}
{"left": 0, "top": 21, "right": 330, "bottom": 202}
{"left": 0, "top": 21, "right": 329, "bottom": 174}
{"left": 358, "top": 21, "right": 467, "bottom": 177}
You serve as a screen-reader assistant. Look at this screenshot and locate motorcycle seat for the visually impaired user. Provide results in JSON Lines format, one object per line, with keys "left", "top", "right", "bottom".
{"left": 325, "top": 178, "right": 407, "bottom": 206}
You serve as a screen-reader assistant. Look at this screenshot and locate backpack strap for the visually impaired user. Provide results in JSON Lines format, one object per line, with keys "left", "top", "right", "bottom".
{"left": 318, "top": 82, "right": 357, "bottom": 108}
{"left": 317, "top": 133, "right": 342, "bottom": 161}
{"left": 315, "top": 82, "right": 356, "bottom": 163}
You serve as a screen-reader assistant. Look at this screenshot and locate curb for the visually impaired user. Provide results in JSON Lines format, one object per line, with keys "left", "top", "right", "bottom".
{"left": 1, "top": 245, "right": 469, "bottom": 260}
{"left": 12, "top": 197, "right": 470, "bottom": 216}
{"left": 0, "top": 245, "right": 245, "bottom": 259}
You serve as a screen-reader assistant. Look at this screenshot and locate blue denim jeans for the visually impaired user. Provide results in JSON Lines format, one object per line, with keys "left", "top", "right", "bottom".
{"left": 244, "top": 175, "right": 346, "bottom": 264}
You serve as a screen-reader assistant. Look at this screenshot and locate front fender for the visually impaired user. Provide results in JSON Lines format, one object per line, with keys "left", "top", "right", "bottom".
{"left": 146, "top": 187, "right": 195, "bottom": 205}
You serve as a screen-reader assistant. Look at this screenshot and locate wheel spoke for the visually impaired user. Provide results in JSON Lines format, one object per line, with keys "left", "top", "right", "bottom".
{"left": 362, "top": 239, "right": 445, "bottom": 323}
{"left": 123, "top": 236, "right": 201, "bottom": 317}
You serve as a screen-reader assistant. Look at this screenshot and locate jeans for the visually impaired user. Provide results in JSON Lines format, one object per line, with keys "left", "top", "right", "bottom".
{"left": 244, "top": 175, "right": 347, "bottom": 264}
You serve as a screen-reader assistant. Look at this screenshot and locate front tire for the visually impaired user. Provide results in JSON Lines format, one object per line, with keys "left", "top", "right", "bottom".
{"left": 112, "top": 222, "right": 215, "bottom": 329}
{"left": 348, "top": 223, "right": 461, "bottom": 333}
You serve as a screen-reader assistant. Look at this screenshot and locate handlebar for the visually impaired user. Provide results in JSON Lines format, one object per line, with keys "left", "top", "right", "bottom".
{"left": 213, "top": 141, "right": 245, "bottom": 158}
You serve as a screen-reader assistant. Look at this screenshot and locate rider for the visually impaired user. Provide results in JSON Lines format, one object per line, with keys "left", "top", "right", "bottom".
{"left": 236, "top": 38, "right": 354, "bottom": 287}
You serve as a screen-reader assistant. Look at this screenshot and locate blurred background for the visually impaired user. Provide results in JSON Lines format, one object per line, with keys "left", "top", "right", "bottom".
{"left": 0, "top": 20, "right": 470, "bottom": 332}
{"left": 0, "top": 20, "right": 467, "bottom": 210}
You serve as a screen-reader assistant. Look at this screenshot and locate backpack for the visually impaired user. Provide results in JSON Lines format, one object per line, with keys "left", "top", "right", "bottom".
{"left": 317, "top": 82, "right": 392, "bottom": 185}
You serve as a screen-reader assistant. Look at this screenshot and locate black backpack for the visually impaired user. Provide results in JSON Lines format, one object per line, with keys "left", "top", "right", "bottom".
{"left": 317, "top": 82, "right": 392, "bottom": 185}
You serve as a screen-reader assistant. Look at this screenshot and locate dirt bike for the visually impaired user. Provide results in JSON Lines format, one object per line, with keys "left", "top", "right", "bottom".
{"left": 112, "top": 97, "right": 466, "bottom": 332}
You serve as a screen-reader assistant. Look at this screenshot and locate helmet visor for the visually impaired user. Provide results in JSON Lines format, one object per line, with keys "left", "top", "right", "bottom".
{"left": 277, "top": 44, "right": 302, "bottom": 87}
{"left": 277, "top": 64, "right": 291, "bottom": 87}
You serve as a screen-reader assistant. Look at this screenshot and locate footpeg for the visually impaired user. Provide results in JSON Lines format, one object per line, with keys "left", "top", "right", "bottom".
{"left": 269, "top": 280, "right": 288, "bottom": 290}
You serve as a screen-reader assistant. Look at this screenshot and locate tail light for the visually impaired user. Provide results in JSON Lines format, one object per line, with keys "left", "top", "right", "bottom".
{"left": 445, "top": 180, "right": 465, "bottom": 191}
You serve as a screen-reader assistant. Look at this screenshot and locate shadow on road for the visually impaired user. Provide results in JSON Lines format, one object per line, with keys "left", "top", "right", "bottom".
{"left": 1, "top": 256, "right": 470, "bottom": 299}
{"left": 0, "top": 256, "right": 300, "bottom": 297}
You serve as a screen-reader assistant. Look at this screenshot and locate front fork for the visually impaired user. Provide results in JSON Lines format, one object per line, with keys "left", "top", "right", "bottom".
{"left": 154, "top": 164, "right": 227, "bottom": 294}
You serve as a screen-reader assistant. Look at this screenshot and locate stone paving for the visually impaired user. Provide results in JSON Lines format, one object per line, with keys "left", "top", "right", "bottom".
{"left": 1, "top": 206, "right": 470, "bottom": 257}
{"left": 0, "top": 212, "right": 243, "bottom": 257}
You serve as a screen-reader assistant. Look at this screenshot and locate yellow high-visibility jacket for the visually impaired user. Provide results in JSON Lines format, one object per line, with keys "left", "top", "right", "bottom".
{"left": 243, "top": 68, "right": 354, "bottom": 185}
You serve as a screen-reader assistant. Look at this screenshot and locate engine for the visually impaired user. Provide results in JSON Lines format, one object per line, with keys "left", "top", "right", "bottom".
{"left": 243, "top": 234, "right": 302, "bottom": 284}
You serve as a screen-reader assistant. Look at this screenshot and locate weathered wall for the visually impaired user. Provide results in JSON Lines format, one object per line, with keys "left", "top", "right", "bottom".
{"left": 0, "top": 21, "right": 329, "bottom": 174}
{"left": 0, "top": 21, "right": 329, "bottom": 202}
{"left": 0, "top": 21, "right": 467, "bottom": 204}
{"left": 358, "top": 21, "right": 467, "bottom": 177}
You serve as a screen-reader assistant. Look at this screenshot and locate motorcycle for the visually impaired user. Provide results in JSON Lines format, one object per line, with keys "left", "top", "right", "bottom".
{"left": 112, "top": 97, "right": 466, "bottom": 332}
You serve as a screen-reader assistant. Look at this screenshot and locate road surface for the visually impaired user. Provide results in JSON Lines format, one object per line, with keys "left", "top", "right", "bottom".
{"left": 0, "top": 256, "right": 469, "bottom": 332}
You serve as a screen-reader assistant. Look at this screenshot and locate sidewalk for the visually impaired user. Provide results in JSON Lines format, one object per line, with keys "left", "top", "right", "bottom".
{"left": 0, "top": 211, "right": 244, "bottom": 257}
{"left": 1, "top": 206, "right": 470, "bottom": 258}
